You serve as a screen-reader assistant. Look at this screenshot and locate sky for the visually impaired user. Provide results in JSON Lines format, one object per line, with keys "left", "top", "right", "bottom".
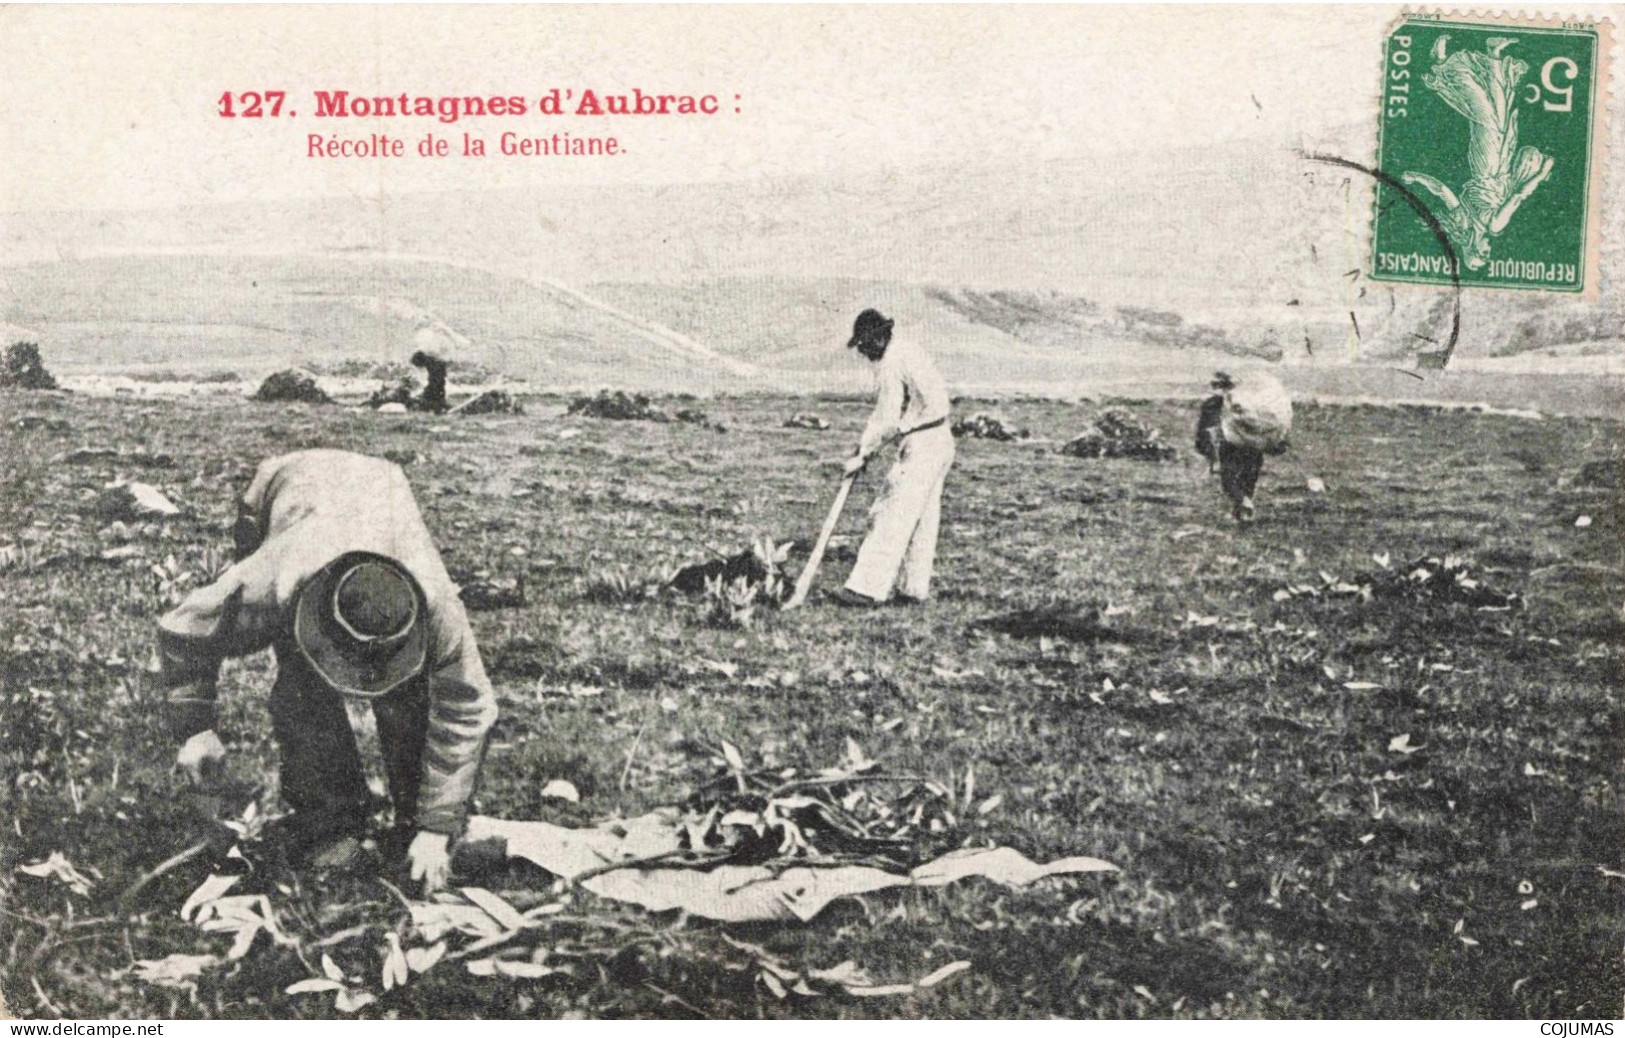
{"left": 0, "top": 4, "right": 1428, "bottom": 213}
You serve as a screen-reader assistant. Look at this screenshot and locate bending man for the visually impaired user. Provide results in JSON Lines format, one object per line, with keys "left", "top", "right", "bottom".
{"left": 158, "top": 449, "right": 497, "bottom": 891}
{"left": 833, "top": 309, "right": 955, "bottom": 606}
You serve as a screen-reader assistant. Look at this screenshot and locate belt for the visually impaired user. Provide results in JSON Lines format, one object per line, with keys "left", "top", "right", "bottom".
{"left": 900, "top": 416, "right": 948, "bottom": 438}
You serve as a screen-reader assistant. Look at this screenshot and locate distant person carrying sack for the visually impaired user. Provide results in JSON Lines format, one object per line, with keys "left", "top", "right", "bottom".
{"left": 156, "top": 449, "right": 497, "bottom": 892}
{"left": 1195, "top": 370, "right": 1292, "bottom": 523}
{"left": 831, "top": 309, "right": 956, "bottom": 607}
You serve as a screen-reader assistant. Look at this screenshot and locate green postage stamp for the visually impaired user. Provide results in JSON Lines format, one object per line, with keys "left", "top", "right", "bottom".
{"left": 1372, "top": 13, "right": 1611, "bottom": 295}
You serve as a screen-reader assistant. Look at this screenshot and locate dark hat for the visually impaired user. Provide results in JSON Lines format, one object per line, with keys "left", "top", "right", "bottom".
{"left": 293, "top": 551, "right": 428, "bottom": 698}
{"left": 847, "top": 308, "right": 895, "bottom": 349}
{"left": 1210, "top": 371, "right": 1237, "bottom": 390}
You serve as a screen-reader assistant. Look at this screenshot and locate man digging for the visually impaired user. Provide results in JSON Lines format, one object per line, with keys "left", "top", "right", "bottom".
{"left": 157, "top": 449, "right": 498, "bottom": 893}
{"left": 830, "top": 308, "right": 956, "bottom": 607}
{"left": 1195, "top": 370, "right": 1293, "bottom": 524}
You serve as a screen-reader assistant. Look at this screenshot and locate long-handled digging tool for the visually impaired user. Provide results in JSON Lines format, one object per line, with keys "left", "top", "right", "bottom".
{"left": 783, "top": 471, "right": 857, "bottom": 611}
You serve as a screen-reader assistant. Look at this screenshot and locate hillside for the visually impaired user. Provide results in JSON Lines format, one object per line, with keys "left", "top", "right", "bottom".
{"left": 585, "top": 278, "right": 1253, "bottom": 393}
{"left": 0, "top": 254, "right": 760, "bottom": 392}
{"left": 0, "top": 256, "right": 1248, "bottom": 395}
{"left": 2, "top": 123, "right": 1621, "bottom": 395}
{"left": 4, "top": 130, "right": 1620, "bottom": 372}
{"left": 3, "top": 250, "right": 1621, "bottom": 411}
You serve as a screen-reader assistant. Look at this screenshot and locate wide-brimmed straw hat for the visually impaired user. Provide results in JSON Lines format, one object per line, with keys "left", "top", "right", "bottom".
{"left": 293, "top": 551, "right": 428, "bottom": 698}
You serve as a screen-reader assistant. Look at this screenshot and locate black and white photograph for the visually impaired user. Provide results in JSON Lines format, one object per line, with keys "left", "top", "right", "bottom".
{"left": 0, "top": 4, "right": 1620, "bottom": 1022}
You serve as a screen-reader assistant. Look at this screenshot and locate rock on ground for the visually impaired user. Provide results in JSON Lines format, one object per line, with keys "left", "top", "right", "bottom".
{"left": 252, "top": 369, "right": 331, "bottom": 404}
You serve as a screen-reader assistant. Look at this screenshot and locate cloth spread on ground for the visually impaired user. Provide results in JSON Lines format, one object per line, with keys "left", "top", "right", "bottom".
{"left": 465, "top": 812, "right": 1116, "bottom": 923}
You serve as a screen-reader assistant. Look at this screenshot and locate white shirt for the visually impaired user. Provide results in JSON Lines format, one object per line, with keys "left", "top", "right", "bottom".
{"left": 858, "top": 334, "right": 951, "bottom": 457}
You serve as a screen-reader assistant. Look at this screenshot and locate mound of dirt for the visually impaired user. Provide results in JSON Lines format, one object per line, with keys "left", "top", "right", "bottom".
{"left": 568, "top": 390, "right": 669, "bottom": 422}
{"left": 953, "top": 413, "right": 1030, "bottom": 442}
{"left": 1, "top": 342, "right": 59, "bottom": 391}
{"left": 566, "top": 391, "right": 718, "bottom": 430}
{"left": 252, "top": 368, "right": 331, "bottom": 405}
{"left": 452, "top": 388, "right": 523, "bottom": 416}
{"left": 1059, "top": 408, "right": 1176, "bottom": 462}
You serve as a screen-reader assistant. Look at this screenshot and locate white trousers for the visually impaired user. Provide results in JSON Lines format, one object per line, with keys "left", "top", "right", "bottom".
{"left": 845, "top": 426, "right": 955, "bottom": 601}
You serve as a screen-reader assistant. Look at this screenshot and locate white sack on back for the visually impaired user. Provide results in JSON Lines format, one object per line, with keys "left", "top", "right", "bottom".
{"left": 1221, "top": 373, "right": 1293, "bottom": 455}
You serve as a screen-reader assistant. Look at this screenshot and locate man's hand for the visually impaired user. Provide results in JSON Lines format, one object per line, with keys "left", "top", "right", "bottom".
{"left": 176, "top": 730, "right": 227, "bottom": 785}
{"left": 843, "top": 453, "right": 868, "bottom": 476}
{"left": 407, "top": 830, "right": 453, "bottom": 893}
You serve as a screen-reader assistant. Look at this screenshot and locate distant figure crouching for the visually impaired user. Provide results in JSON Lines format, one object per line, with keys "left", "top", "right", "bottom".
{"left": 411, "top": 350, "right": 450, "bottom": 414}
{"left": 1196, "top": 371, "right": 1292, "bottom": 523}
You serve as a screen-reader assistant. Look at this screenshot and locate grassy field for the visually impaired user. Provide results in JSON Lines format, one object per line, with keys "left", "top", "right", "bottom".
{"left": 1, "top": 389, "right": 1620, "bottom": 1019}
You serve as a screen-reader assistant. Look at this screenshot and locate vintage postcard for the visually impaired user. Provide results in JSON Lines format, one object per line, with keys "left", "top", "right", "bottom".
{"left": 0, "top": 4, "right": 1620, "bottom": 1024}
